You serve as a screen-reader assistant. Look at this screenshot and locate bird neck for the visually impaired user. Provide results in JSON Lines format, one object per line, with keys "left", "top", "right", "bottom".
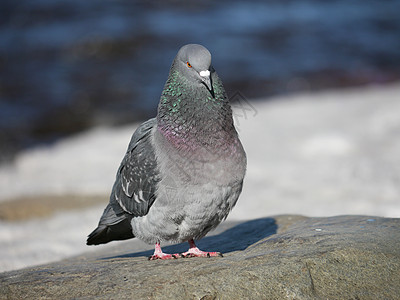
{"left": 157, "top": 70, "right": 237, "bottom": 150}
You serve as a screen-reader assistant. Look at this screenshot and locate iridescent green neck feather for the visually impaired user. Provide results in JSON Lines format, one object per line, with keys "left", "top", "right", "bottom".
{"left": 157, "top": 68, "right": 236, "bottom": 149}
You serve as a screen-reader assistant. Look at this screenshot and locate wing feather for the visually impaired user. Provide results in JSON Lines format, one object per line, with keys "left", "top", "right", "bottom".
{"left": 112, "top": 118, "right": 160, "bottom": 217}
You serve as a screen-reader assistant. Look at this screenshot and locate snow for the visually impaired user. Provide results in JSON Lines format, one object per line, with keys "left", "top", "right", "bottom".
{"left": 0, "top": 126, "right": 135, "bottom": 201}
{"left": 1, "top": 83, "right": 400, "bottom": 272}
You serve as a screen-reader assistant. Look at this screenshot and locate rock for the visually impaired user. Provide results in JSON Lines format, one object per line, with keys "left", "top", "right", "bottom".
{"left": 1, "top": 215, "right": 399, "bottom": 299}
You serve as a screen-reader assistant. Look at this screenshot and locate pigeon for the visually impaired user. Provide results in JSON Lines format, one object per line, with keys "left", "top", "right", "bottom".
{"left": 87, "top": 44, "right": 247, "bottom": 260}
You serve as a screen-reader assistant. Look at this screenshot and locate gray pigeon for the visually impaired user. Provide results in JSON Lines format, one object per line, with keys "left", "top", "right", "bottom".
{"left": 87, "top": 44, "right": 247, "bottom": 259}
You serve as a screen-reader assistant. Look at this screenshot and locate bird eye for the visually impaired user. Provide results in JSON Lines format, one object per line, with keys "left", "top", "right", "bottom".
{"left": 186, "top": 62, "right": 192, "bottom": 68}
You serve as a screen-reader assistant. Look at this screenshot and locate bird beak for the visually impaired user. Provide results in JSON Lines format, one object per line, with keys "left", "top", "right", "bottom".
{"left": 199, "top": 70, "right": 215, "bottom": 97}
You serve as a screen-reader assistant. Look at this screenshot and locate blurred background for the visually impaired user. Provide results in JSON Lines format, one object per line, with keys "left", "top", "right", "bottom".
{"left": 1, "top": 0, "right": 400, "bottom": 272}
{"left": 1, "top": 0, "right": 400, "bottom": 161}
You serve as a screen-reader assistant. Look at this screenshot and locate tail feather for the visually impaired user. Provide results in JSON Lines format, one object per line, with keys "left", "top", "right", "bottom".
{"left": 87, "top": 218, "right": 134, "bottom": 245}
{"left": 87, "top": 202, "right": 134, "bottom": 245}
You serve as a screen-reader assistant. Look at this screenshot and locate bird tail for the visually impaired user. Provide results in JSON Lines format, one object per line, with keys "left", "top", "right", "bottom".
{"left": 86, "top": 203, "right": 134, "bottom": 245}
{"left": 86, "top": 218, "right": 134, "bottom": 245}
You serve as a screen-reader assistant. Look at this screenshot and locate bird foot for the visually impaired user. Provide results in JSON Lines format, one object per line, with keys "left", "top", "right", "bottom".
{"left": 148, "top": 243, "right": 179, "bottom": 260}
{"left": 180, "top": 247, "right": 223, "bottom": 258}
{"left": 148, "top": 253, "right": 178, "bottom": 260}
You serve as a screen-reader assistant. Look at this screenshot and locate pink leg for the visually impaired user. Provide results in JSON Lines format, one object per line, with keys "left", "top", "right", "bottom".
{"left": 148, "top": 243, "right": 178, "bottom": 260}
{"left": 180, "top": 239, "right": 223, "bottom": 258}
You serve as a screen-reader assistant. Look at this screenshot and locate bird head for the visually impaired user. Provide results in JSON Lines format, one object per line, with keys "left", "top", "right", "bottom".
{"left": 175, "top": 44, "right": 215, "bottom": 97}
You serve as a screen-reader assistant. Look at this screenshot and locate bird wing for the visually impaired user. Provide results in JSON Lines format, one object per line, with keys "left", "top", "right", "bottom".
{"left": 112, "top": 118, "right": 160, "bottom": 217}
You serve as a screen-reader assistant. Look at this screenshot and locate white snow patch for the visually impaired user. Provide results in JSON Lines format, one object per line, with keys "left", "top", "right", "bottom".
{"left": 301, "top": 134, "right": 354, "bottom": 157}
{"left": 0, "top": 125, "right": 137, "bottom": 202}
{"left": 0, "top": 205, "right": 123, "bottom": 272}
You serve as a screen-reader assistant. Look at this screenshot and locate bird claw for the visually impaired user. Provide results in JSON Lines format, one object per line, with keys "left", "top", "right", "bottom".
{"left": 180, "top": 253, "right": 196, "bottom": 258}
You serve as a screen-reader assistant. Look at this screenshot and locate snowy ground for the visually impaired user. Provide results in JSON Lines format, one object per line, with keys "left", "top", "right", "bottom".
{"left": 1, "top": 83, "right": 400, "bottom": 272}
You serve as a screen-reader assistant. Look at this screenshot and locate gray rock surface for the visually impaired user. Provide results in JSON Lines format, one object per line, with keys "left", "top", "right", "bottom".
{"left": 1, "top": 215, "right": 399, "bottom": 299}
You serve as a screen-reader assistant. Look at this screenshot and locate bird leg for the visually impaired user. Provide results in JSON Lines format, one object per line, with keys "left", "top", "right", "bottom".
{"left": 180, "top": 239, "right": 223, "bottom": 258}
{"left": 148, "top": 243, "right": 178, "bottom": 260}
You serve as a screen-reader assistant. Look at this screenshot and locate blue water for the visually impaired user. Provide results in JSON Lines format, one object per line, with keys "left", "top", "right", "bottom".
{"left": 1, "top": 0, "right": 400, "bottom": 159}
